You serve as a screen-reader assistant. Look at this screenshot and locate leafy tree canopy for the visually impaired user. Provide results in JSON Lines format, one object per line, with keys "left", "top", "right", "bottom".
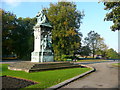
{"left": 79, "top": 46, "right": 91, "bottom": 57}
{"left": 106, "top": 48, "right": 119, "bottom": 59}
{"left": 84, "top": 31, "right": 107, "bottom": 58}
{"left": 44, "top": 2, "right": 84, "bottom": 60}
{"left": 2, "top": 9, "right": 17, "bottom": 55}
{"left": 102, "top": 0, "right": 120, "bottom": 31}
{"left": 2, "top": 9, "right": 36, "bottom": 60}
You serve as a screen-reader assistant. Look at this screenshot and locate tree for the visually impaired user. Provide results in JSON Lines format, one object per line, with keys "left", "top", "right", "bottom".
{"left": 79, "top": 46, "right": 91, "bottom": 58}
{"left": 95, "top": 37, "right": 108, "bottom": 58}
{"left": 96, "top": 44, "right": 108, "bottom": 58}
{"left": 2, "top": 9, "right": 36, "bottom": 60}
{"left": 12, "top": 17, "right": 36, "bottom": 59}
{"left": 84, "top": 31, "right": 107, "bottom": 58}
{"left": 103, "top": 1, "right": 120, "bottom": 31}
{"left": 2, "top": 9, "right": 17, "bottom": 56}
{"left": 44, "top": 2, "right": 84, "bottom": 60}
{"left": 118, "top": 52, "right": 120, "bottom": 59}
{"left": 106, "top": 48, "right": 119, "bottom": 59}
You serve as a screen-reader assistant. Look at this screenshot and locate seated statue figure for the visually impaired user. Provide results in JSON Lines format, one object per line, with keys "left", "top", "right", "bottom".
{"left": 36, "top": 10, "right": 48, "bottom": 26}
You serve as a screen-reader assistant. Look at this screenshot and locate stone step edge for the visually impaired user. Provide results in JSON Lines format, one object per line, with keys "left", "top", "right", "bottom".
{"left": 30, "top": 65, "right": 81, "bottom": 70}
{"left": 46, "top": 64, "right": 96, "bottom": 90}
{"left": 29, "top": 65, "right": 82, "bottom": 72}
{"left": 8, "top": 64, "right": 82, "bottom": 73}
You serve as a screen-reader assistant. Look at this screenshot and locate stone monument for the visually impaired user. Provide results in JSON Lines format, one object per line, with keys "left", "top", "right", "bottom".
{"left": 31, "top": 10, "right": 54, "bottom": 62}
{"left": 8, "top": 10, "right": 83, "bottom": 73}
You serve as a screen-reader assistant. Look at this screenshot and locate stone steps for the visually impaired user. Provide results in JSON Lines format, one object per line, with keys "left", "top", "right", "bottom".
{"left": 29, "top": 64, "right": 82, "bottom": 72}
{"left": 8, "top": 62, "right": 35, "bottom": 70}
{"left": 8, "top": 61, "right": 82, "bottom": 73}
{"left": 31, "top": 63, "right": 72, "bottom": 69}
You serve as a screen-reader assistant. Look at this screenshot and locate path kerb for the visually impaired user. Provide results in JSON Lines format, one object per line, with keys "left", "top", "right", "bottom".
{"left": 47, "top": 64, "right": 96, "bottom": 90}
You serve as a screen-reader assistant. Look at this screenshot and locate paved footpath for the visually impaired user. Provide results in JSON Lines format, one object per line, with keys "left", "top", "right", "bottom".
{"left": 0, "top": 60, "right": 22, "bottom": 64}
{"left": 59, "top": 62, "right": 119, "bottom": 88}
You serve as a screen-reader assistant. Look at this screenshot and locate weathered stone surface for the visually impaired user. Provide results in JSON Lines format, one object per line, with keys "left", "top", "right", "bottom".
{"left": 8, "top": 61, "right": 82, "bottom": 73}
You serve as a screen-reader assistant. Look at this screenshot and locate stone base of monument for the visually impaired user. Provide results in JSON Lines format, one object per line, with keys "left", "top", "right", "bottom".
{"left": 31, "top": 50, "right": 54, "bottom": 62}
{"left": 8, "top": 61, "right": 82, "bottom": 73}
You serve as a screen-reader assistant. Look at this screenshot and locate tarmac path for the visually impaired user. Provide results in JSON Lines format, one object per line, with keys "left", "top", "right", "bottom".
{"left": 0, "top": 60, "right": 22, "bottom": 64}
{"left": 59, "top": 62, "right": 119, "bottom": 88}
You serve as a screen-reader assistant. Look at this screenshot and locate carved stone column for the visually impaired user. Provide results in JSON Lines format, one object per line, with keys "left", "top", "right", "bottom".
{"left": 31, "top": 26, "right": 41, "bottom": 62}
{"left": 31, "top": 26, "right": 54, "bottom": 62}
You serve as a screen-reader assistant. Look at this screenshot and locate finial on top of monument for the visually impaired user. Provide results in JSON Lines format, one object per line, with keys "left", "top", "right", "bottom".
{"left": 35, "top": 10, "right": 52, "bottom": 28}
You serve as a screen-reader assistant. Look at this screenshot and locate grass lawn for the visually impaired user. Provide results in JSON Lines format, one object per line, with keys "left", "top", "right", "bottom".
{"left": 112, "top": 63, "right": 120, "bottom": 67}
{"left": 76, "top": 59, "right": 108, "bottom": 62}
{"left": 1, "top": 64, "right": 91, "bottom": 88}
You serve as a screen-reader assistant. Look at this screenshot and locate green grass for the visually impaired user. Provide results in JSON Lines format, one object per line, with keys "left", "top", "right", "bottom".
{"left": 76, "top": 59, "right": 108, "bottom": 62}
{"left": 112, "top": 63, "right": 120, "bottom": 66}
{"left": 1, "top": 64, "right": 91, "bottom": 88}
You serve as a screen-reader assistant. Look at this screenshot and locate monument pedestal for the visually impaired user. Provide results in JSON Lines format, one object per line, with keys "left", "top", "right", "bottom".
{"left": 41, "top": 50, "right": 54, "bottom": 62}
{"left": 31, "top": 50, "right": 54, "bottom": 62}
{"left": 31, "top": 52, "right": 41, "bottom": 62}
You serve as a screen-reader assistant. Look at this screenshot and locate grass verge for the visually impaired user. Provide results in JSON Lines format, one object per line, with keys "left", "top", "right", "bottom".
{"left": 75, "top": 59, "right": 108, "bottom": 62}
{"left": 112, "top": 63, "right": 120, "bottom": 67}
{"left": 1, "top": 64, "right": 91, "bottom": 88}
